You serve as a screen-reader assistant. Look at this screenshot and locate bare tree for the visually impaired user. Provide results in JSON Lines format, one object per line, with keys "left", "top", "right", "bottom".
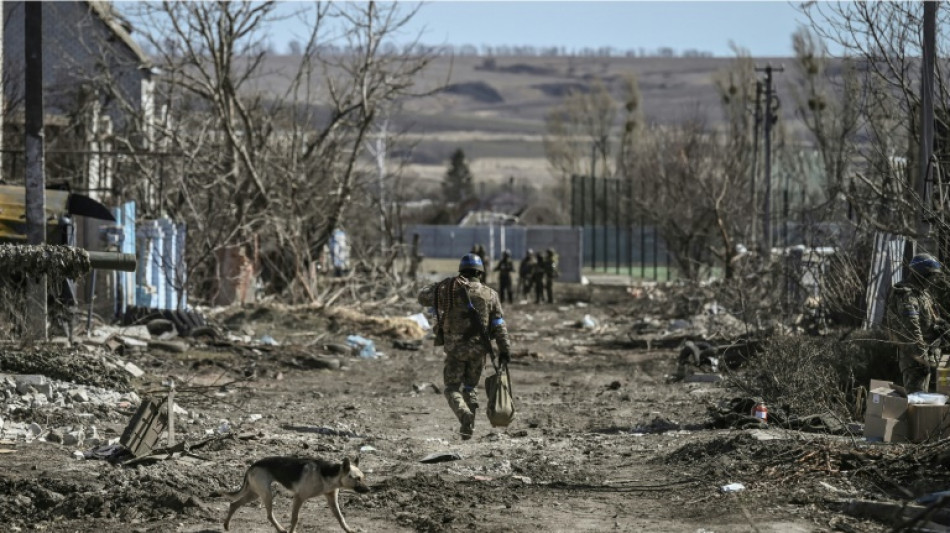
{"left": 543, "top": 78, "right": 617, "bottom": 217}
{"left": 800, "top": 2, "right": 950, "bottom": 237}
{"left": 114, "top": 1, "right": 439, "bottom": 302}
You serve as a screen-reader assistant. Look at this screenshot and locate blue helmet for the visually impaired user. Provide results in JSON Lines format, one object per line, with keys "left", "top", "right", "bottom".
{"left": 910, "top": 253, "right": 941, "bottom": 276}
{"left": 459, "top": 253, "right": 485, "bottom": 273}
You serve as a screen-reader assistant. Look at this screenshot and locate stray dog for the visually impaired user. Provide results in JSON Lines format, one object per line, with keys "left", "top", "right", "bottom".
{"left": 223, "top": 456, "right": 369, "bottom": 533}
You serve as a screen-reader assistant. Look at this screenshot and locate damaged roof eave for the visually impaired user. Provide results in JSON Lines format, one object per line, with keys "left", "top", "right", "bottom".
{"left": 85, "top": 0, "right": 153, "bottom": 71}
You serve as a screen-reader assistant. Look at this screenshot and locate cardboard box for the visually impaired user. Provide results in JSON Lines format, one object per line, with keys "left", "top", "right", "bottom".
{"left": 864, "top": 415, "right": 908, "bottom": 443}
{"left": 907, "top": 404, "right": 950, "bottom": 443}
{"left": 869, "top": 379, "right": 894, "bottom": 391}
{"left": 936, "top": 367, "right": 950, "bottom": 395}
{"left": 866, "top": 387, "right": 909, "bottom": 420}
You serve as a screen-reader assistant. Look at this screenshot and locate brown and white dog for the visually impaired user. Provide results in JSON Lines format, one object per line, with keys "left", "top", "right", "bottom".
{"left": 223, "top": 456, "right": 369, "bottom": 533}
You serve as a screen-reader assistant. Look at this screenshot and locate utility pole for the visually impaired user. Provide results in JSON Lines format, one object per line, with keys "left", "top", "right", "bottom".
{"left": 918, "top": 0, "right": 936, "bottom": 245}
{"left": 750, "top": 80, "right": 763, "bottom": 250}
{"left": 25, "top": 2, "right": 47, "bottom": 341}
{"left": 756, "top": 64, "right": 784, "bottom": 256}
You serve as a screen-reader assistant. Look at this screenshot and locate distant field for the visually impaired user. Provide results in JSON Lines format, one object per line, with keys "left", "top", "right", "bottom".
{"left": 258, "top": 54, "right": 805, "bottom": 184}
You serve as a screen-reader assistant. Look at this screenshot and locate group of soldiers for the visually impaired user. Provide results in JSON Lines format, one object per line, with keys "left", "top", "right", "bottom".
{"left": 469, "top": 244, "right": 558, "bottom": 304}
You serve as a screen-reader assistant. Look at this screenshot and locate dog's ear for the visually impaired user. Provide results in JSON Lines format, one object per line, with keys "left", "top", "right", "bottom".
{"left": 342, "top": 457, "right": 351, "bottom": 473}
{"left": 353, "top": 456, "right": 360, "bottom": 468}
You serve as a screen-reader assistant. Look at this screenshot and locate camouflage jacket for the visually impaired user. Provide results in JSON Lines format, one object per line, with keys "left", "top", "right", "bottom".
{"left": 418, "top": 276, "right": 511, "bottom": 357}
{"left": 519, "top": 256, "right": 535, "bottom": 278}
{"left": 886, "top": 282, "right": 941, "bottom": 359}
{"left": 496, "top": 257, "right": 514, "bottom": 279}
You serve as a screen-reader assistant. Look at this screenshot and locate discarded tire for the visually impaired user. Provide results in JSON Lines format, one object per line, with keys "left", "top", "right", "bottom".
{"left": 146, "top": 319, "right": 176, "bottom": 336}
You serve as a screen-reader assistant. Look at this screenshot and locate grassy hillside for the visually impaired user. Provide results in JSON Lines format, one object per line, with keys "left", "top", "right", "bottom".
{"left": 256, "top": 54, "right": 803, "bottom": 186}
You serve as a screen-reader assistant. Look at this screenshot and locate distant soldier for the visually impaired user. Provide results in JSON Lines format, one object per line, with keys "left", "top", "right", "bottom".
{"left": 417, "top": 254, "right": 512, "bottom": 440}
{"left": 519, "top": 249, "right": 536, "bottom": 298}
{"left": 531, "top": 251, "right": 546, "bottom": 304}
{"left": 886, "top": 253, "right": 948, "bottom": 393}
{"left": 471, "top": 244, "right": 490, "bottom": 278}
{"left": 496, "top": 249, "right": 514, "bottom": 303}
{"left": 542, "top": 248, "right": 559, "bottom": 304}
{"left": 408, "top": 233, "right": 424, "bottom": 281}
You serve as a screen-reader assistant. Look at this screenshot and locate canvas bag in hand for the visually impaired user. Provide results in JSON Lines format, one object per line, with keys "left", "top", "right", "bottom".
{"left": 485, "top": 364, "right": 515, "bottom": 427}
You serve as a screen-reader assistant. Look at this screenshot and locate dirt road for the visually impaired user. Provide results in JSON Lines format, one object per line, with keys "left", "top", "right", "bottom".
{"left": 0, "top": 296, "right": 888, "bottom": 533}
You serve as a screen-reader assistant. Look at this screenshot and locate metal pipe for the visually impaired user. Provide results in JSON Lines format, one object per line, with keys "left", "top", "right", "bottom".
{"left": 87, "top": 251, "right": 137, "bottom": 272}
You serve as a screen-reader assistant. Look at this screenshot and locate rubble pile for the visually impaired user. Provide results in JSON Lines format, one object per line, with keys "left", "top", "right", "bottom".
{"left": 0, "top": 372, "right": 140, "bottom": 444}
{"left": 0, "top": 345, "right": 131, "bottom": 390}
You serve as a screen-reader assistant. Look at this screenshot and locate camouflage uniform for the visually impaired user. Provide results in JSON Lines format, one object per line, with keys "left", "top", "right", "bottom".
{"left": 886, "top": 281, "right": 941, "bottom": 393}
{"left": 530, "top": 252, "right": 546, "bottom": 304}
{"left": 418, "top": 275, "right": 511, "bottom": 438}
{"left": 519, "top": 251, "right": 536, "bottom": 297}
{"left": 496, "top": 252, "right": 514, "bottom": 303}
{"left": 542, "top": 249, "right": 559, "bottom": 304}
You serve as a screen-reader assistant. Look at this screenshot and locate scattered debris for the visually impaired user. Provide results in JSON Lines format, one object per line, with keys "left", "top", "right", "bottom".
{"left": 413, "top": 382, "right": 441, "bottom": 394}
{"left": 420, "top": 452, "right": 462, "bottom": 464}
{"left": 346, "top": 335, "right": 377, "bottom": 359}
{"left": 720, "top": 482, "right": 745, "bottom": 493}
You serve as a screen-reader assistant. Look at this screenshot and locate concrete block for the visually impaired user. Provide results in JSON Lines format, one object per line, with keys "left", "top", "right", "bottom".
{"left": 123, "top": 362, "right": 145, "bottom": 378}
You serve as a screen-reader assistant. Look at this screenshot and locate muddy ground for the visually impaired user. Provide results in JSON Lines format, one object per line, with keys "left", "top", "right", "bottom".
{"left": 0, "top": 282, "right": 924, "bottom": 533}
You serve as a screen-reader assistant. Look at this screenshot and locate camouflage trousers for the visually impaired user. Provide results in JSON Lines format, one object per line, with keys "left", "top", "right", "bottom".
{"left": 443, "top": 350, "right": 486, "bottom": 423}
{"left": 898, "top": 347, "right": 940, "bottom": 394}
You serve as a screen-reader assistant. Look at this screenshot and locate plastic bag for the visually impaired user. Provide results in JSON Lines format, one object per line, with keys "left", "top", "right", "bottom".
{"left": 345, "top": 335, "right": 377, "bottom": 359}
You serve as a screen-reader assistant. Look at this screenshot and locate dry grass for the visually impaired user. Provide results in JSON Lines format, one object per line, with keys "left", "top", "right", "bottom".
{"left": 726, "top": 335, "right": 871, "bottom": 420}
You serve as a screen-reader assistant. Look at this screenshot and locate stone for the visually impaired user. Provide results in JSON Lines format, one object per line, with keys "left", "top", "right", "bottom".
{"left": 46, "top": 430, "right": 64, "bottom": 444}
{"left": 63, "top": 430, "right": 84, "bottom": 446}
{"left": 15, "top": 375, "right": 51, "bottom": 397}
{"left": 69, "top": 389, "right": 90, "bottom": 403}
{"left": 28, "top": 423, "right": 43, "bottom": 437}
{"left": 30, "top": 393, "right": 48, "bottom": 407}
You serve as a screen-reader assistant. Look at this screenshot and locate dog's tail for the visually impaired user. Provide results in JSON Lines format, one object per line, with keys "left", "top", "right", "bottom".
{"left": 226, "top": 469, "right": 251, "bottom": 501}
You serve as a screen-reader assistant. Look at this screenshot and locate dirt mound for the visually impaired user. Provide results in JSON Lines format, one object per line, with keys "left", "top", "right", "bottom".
{"left": 441, "top": 81, "right": 503, "bottom": 103}
{"left": 0, "top": 462, "right": 221, "bottom": 527}
{"left": 351, "top": 472, "right": 510, "bottom": 532}
{"left": 531, "top": 82, "right": 589, "bottom": 97}
{"left": 0, "top": 345, "right": 131, "bottom": 390}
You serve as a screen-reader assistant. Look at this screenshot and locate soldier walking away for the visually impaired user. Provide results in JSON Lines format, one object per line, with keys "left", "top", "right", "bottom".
{"left": 417, "top": 254, "right": 512, "bottom": 440}
{"left": 886, "top": 253, "right": 949, "bottom": 393}
{"left": 542, "top": 248, "right": 559, "bottom": 304}
{"left": 496, "top": 249, "right": 514, "bottom": 303}
{"left": 531, "top": 251, "right": 546, "bottom": 304}
{"left": 519, "top": 249, "right": 535, "bottom": 298}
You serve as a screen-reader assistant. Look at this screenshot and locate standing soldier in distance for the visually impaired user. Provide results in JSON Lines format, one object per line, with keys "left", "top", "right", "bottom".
{"left": 417, "top": 254, "right": 512, "bottom": 440}
{"left": 471, "top": 244, "right": 490, "bottom": 278}
{"left": 886, "top": 253, "right": 948, "bottom": 393}
{"left": 519, "top": 249, "right": 535, "bottom": 299}
{"left": 543, "top": 248, "right": 559, "bottom": 304}
{"left": 531, "top": 250, "right": 546, "bottom": 304}
{"left": 496, "top": 249, "right": 515, "bottom": 303}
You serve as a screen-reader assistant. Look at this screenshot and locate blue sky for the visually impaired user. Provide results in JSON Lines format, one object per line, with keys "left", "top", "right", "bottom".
{"left": 271, "top": 1, "right": 827, "bottom": 57}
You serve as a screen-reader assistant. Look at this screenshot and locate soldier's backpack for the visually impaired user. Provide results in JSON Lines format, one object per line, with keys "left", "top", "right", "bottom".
{"left": 485, "top": 364, "right": 515, "bottom": 427}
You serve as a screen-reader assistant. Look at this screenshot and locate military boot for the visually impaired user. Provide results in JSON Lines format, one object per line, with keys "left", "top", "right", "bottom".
{"left": 460, "top": 410, "right": 475, "bottom": 440}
